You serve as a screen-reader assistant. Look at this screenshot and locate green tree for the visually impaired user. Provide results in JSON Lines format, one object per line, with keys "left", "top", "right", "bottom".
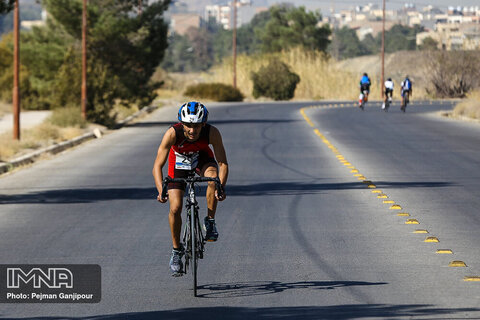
{"left": 251, "top": 59, "right": 300, "bottom": 100}
{"left": 418, "top": 36, "right": 438, "bottom": 51}
{"left": 259, "top": 5, "right": 330, "bottom": 53}
{"left": 360, "top": 33, "right": 378, "bottom": 55}
{"left": 42, "top": 0, "right": 170, "bottom": 124}
{"left": 0, "top": 0, "right": 14, "bottom": 14}
{"left": 330, "top": 26, "right": 369, "bottom": 59}
{"left": 162, "top": 18, "right": 232, "bottom": 72}
{"left": 20, "top": 19, "right": 75, "bottom": 109}
{"left": 0, "top": 33, "right": 33, "bottom": 106}
{"left": 161, "top": 33, "right": 196, "bottom": 72}
{"left": 384, "top": 24, "right": 424, "bottom": 52}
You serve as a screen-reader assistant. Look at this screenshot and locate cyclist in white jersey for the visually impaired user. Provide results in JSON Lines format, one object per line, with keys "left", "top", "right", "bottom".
{"left": 382, "top": 78, "right": 394, "bottom": 110}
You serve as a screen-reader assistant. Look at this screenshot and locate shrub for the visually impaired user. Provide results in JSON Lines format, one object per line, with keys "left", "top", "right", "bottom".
{"left": 453, "top": 90, "right": 480, "bottom": 120}
{"left": 184, "top": 83, "right": 244, "bottom": 101}
{"left": 48, "top": 106, "right": 87, "bottom": 128}
{"left": 426, "top": 51, "right": 480, "bottom": 98}
{"left": 251, "top": 59, "right": 300, "bottom": 100}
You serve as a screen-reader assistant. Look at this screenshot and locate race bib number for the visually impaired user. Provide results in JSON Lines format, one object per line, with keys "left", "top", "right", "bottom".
{"left": 175, "top": 152, "right": 199, "bottom": 170}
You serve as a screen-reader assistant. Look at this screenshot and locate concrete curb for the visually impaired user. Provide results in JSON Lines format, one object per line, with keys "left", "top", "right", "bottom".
{"left": 0, "top": 105, "right": 158, "bottom": 176}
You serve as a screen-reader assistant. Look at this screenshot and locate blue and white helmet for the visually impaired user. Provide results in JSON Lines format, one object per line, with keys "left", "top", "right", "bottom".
{"left": 177, "top": 101, "right": 208, "bottom": 123}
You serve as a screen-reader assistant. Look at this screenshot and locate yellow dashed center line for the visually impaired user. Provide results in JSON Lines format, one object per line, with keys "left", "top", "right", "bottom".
{"left": 299, "top": 104, "right": 478, "bottom": 282}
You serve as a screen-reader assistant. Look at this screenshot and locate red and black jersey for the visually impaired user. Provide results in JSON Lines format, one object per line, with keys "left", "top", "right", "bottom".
{"left": 167, "top": 123, "right": 215, "bottom": 178}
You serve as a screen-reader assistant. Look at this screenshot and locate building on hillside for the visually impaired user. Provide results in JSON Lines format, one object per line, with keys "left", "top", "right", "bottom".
{"left": 347, "top": 21, "right": 396, "bottom": 40}
{"left": 416, "top": 22, "right": 480, "bottom": 50}
{"left": 205, "top": 5, "right": 231, "bottom": 29}
{"left": 205, "top": 0, "right": 255, "bottom": 30}
{"left": 170, "top": 13, "right": 202, "bottom": 35}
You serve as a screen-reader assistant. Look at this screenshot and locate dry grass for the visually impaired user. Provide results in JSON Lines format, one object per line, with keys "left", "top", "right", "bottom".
{"left": 453, "top": 90, "right": 480, "bottom": 120}
{"left": 0, "top": 122, "right": 90, "bottom": 162}
{"left": 201, "top": 48, "right": 435, "bottom": 101}
{"left": 0, "top": 100, "right": 11, "bottom": 118}
{"left": 205, "top": 48, "right": 363, "bottom": 100}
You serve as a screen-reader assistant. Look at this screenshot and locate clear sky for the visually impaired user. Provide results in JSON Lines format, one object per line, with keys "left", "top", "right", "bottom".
{"left": 267, "top": 0, "right": 480, "bottom": 15}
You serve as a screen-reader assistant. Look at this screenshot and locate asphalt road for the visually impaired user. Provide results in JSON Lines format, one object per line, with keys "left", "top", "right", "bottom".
{"left": 0, "top": 100, "right": 479, "bottom": 319}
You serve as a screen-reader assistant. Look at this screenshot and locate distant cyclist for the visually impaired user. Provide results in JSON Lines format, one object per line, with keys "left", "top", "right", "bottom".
{"left": 359, "top": 73, "right": 371, "bottom": 107}
{"left": 400, "top": 76, "right": 412, "bottom": 108}
{"left": 382, "top": 78, "right": 394, "bottom": 110}
{"left": 152, "top": 101, "right": 229, "bottom": 276}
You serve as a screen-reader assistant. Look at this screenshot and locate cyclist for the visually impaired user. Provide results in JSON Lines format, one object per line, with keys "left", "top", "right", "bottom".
{"left": 152, "top": 101, "right": 229, "bottom": 276}
{"left": 359, "top": 73, "right": 371, "bottom": 107}
{"left": 382, "top": 78, "right": 394, "bottom": 110}
{"left": 400, "top": 75, "right": 412, "bottom": 107}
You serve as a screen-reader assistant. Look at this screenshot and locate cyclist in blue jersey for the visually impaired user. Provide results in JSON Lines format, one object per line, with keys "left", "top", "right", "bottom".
{"left": 359, "top": 73, "right": 371, "bottom": 107}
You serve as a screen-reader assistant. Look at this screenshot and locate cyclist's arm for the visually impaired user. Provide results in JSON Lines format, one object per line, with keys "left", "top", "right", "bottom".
{"left": 152, "top": 127, "right": 176, "bottom": 202}
{"left": 209, "top": 126, "right": 229, "bottom": 189}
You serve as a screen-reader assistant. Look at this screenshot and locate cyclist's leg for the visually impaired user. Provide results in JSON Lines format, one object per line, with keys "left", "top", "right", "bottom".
{"left": 168, "top": 188, "right": 185, "bottom": 249}
{"left": 201, "top": 164, "right": 219, "bottom": 219}
{"left": 198, "top": 159, "right": 220, "bottom": 241}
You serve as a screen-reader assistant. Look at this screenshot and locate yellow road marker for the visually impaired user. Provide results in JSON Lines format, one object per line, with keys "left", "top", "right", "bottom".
{"left": 371, "top": 190, "right": 382, "bottom": 194}
{"left": 351, "top": 169, "right": 359, "bottom": 173}
{"left": 405, "top": 219, "right": 419, "bottom": 224}
{"left": 377, "top": 194, "right": 388, "bottom": 198}
{"left": 348, "top": 166, "right": 355, "bottom": 169}
{"left": 357, "top": 176, "right": 366, "bottom": 180}
{"left": 390, "top": 204, "right": 402, "bottom": 210}
{"left": 362, "top": 180, "right": 372, "bottom": 184}
{"left": 343, "top": 162, "right": 352, "bottom": 166}
{"left": 367, "top": 184, "right": 376, "bottom": 188}
{"left": 354, "top": 174, "right": 363, "bottom": 177}
{"left": 300, "top": 109, "right": 315, "bottom": 127}
{"left": 383, "top": 200, "right": 395, "bottom": 204}
{"left": 397, "top": 212, "right": 410, "bottom": 217}
{"left": 436, "top": 249, "right": 453, "bottom": 254}
{"left": 424, "top": 237, "right": 439, "bottom": 243}
{"left": 464, "top": 276, "right": 480, "bottom": 281}
{"left": 449, "top": 261, "right": 467, "bottom": 267}
{"left": 413, "top": 229, "right": 428, "bottom": 233}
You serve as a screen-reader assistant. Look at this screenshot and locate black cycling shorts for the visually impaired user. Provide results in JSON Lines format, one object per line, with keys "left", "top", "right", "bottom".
{"left": 360, "top": 83, "right": 370, "bottom": 93}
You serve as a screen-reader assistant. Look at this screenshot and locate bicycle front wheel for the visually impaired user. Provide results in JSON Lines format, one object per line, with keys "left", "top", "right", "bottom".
{"left": 190, "top": 205, "right": 198, "bottom": 297}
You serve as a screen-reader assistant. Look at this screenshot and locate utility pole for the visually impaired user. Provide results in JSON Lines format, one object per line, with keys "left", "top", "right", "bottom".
{"left": 381, "top": 0, "right": 386, "bottom": 99}
{"left": 82, "top": 0, "right": 87, "bottom": 120}
{"left": 12, "top": 0, "right": 20, "bottom": 140}
{"left": 232, "top": 0, "right": 237, "bottom": 89}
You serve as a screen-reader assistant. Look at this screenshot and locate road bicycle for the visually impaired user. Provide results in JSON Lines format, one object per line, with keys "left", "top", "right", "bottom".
{"left": 359, "top": 90, "right": 368, "bottom": 110}
{"left": 401, "top": 90, "right": 410, "bottom": 112}
{"left": 383, "top": 96, "right": 392, "bottom": 112}
{"left": 162, "top": 175, "right": 223, "bottom": 297}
